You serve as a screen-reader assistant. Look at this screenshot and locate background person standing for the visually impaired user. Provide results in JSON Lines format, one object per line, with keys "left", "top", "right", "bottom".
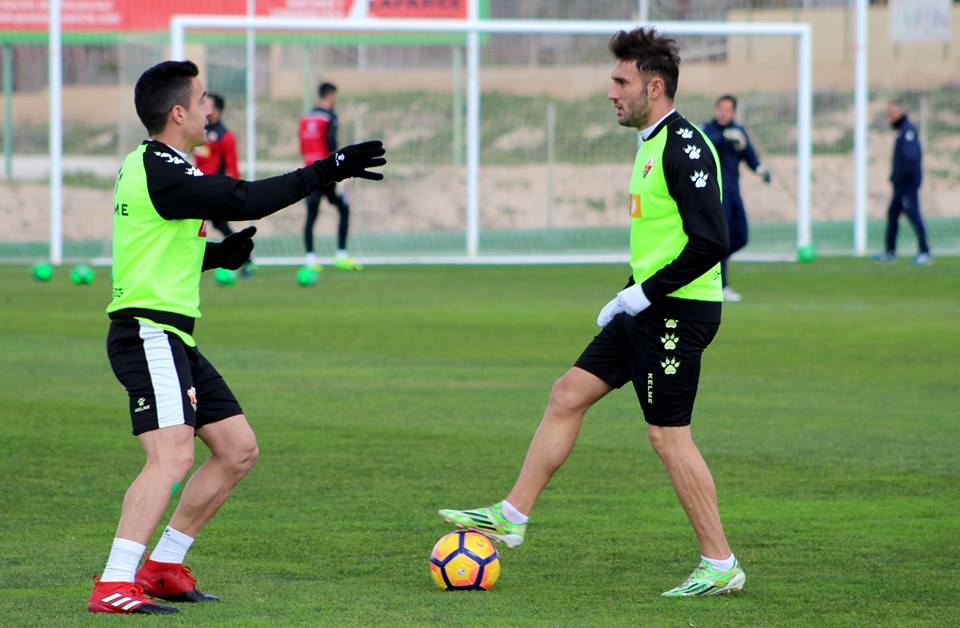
{"left": 701, "top": 95, "right": 771, "bottom": 302}
{"left": 194, "top": 93, "right": 239, "bottom": 238}
{"left": 300, "top": 82, "right": 360, "bottom": 271}
{"left": 193, "top": 93, "right": 256, "bottom": 277}
{"left": 875, "top": 101, "right": 932, "bottom": 264}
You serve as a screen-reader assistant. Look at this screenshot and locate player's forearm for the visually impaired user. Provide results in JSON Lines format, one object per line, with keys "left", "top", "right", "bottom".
{"left": 156, "top": 165, "right": 325, "bottom": 221}
{"left": 640, "top": 237, "right": 728, "bottom": 301}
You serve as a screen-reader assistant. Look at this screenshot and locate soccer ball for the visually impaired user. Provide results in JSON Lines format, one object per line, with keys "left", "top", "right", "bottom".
{"left": 429, "top": 530, "right": 500, "bottom": 591}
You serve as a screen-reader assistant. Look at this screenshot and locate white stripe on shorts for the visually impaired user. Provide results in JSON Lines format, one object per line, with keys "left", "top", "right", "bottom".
{"left": 138, "top": 321, "right": 185, "bottom": 429}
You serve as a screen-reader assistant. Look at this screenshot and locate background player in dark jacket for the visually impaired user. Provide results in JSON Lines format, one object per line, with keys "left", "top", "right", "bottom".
{"left": 300, "top": 82, "right": 359, "bottom": 270}
{"left": 875, "top": 101, "right": 932, "bottom": 264}
{"left": 702, "top": 95, "right": 771, "bottom": 302}
{"left": 194, "top": 94, "right": 239, "bottom": 238}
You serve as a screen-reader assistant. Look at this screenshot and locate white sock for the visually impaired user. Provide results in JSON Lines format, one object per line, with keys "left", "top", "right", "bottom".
{"left": 335, "top": 249, "right": 348, "bottom": 259}
{"left": 305, "top": 252, "right": 317, "bottom": 265}
{"left": 101, "top": 537, "right": 146, "bottom": 583}
{"left": 150, "top": 526, "right": 195, "bottom": 564}
{"left": 702, "top": 553, "right": 736, "bottom": 572}
{"left": 499, "top": 499, "right": 529, "bottom": 525}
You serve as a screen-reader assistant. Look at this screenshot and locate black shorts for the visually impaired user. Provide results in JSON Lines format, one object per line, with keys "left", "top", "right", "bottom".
{"left": 107, "top": 319, "right": 243, "bottom": 436}
{"left": 574, "top": 313, "right": 719, "bottom": 427}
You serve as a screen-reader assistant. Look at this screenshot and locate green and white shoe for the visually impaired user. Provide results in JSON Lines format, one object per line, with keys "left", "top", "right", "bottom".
{"left": 661, "top": 559, "right": 746, "bottom": 597}
{"left": 334, "top": 256, "right": 363, "bottom": 271}
{"left": 437, "top": 502, "right": 527, "bottom": 548}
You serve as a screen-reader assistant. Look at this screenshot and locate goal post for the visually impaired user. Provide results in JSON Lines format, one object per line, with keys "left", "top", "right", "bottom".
{"left": 170, "top": 15, "right": 812, "bottom": 264}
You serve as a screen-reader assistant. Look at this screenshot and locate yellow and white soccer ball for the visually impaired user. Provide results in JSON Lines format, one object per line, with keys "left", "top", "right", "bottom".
{"left": 429, "top": 530, "right": 500, "bottom": 591}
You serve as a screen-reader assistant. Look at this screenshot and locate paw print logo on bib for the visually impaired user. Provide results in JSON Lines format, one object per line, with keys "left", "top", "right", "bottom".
{"left": 661, "top": 357, "right": 680, "bottom": 375}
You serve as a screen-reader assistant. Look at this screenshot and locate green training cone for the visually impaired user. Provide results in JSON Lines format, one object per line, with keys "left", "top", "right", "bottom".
{"left": 297, "top": 266, "right": 319, "bottom": 287}
{"left": 70, "top": 264, "right": 95, "bottom": 285}
{"left": 214, "top": 268, "right": 238, "bottom": 286}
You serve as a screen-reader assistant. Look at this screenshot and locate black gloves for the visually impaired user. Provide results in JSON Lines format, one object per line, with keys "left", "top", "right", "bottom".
{"left": 315, "top": 140, "right": 387, "bottom": 183}
{"left": 203, "top": 226, "right": 256, "bottom": 271}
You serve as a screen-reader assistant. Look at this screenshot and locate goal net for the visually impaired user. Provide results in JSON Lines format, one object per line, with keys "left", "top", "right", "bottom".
{"left": 167, "top": 16, "right": 812, "bottom": 264}
{"left": 1, "top": 7, "right": 826, "bottom": 266}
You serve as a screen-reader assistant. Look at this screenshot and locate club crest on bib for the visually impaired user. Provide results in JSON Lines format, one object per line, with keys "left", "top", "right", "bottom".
{"left": 629, "top": 193, "right": 642, "bottom": 218}
{"left": 643, "top": 157, "right": 654, "bottom": 178}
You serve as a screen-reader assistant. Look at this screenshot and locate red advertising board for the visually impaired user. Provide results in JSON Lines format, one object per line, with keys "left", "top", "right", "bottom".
{"left": 369, "top": 0, "right": 465, "bottom": 18}
{"left": 0, "top": 0, "right": 466, "bottom": 32}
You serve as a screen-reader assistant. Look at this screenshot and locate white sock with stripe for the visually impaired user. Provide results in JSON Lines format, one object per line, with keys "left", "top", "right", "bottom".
{"left": 702, "top": 553, "right": 736, "bottom": 572}
{"left": 101, "top": 537, "right": 146, "bottom": 583}
{"left": 150, "top": 526, "right": 195, "bottom": 564}
{"left": 500, "top": 499, "right": 529, "bottom": 525}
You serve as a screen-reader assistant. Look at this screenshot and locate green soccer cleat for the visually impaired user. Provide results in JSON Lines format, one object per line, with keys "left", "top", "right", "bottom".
{"left": 334, "top": 256, "right": 363, "bottom": 271}
{"left": 437, "top": 502, "right": 526, "bottom": 548}
{"left": 661, "top": 559, "right": 746, "bottom": 597}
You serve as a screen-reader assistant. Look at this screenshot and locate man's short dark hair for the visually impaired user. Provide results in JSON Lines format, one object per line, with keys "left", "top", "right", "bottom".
{"left": 134, "top": 60, "right": 199, "bottom": 135}
{"left": 318, "top": 82, "right": 338, "bottom": 99}
{"left": 209, "top": 93, "right": 225, "bottom": 112}
{"left": 608, "top": 27, "right": 681, "bottom": 99}
{"left": 716, "top": 94, "right": 737, "bottom": 109}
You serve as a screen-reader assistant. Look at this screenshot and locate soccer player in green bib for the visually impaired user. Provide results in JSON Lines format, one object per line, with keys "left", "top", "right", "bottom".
{"left": 439, "top": 28, "right": 744, "bottom": 597}
{"left": 88, "top": 61, "right": 385, "bottom": 614}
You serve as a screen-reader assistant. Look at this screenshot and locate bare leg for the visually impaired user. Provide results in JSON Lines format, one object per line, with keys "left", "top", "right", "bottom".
{"left": 115, "top": 425, "right": 196, "bottom": 544}
{"left": 167, "top": 415, "right": 259, "bottom": 538}
{"left": 505, "top": 367, "right": 611, "bottom": 514}
{"left": 648, "top": 425, "right": 731, "bottom": 559}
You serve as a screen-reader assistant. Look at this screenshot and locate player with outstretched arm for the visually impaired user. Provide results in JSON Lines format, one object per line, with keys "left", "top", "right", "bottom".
{"left": 439, "top": 28, "right": 745, "bottom": 597}
{"left": 88, "top": 60, "right": 385, "bottom": 615}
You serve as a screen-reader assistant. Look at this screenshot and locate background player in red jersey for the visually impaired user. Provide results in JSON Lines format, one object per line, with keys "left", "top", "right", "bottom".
{"left": 194, "top": 94, "right": 255, "bottom": 276}
{"left": 300, "top": 82, "right": 360, "bottom": 271}
{"left": 194, "top": 94, "right": 239, "bottom": 238}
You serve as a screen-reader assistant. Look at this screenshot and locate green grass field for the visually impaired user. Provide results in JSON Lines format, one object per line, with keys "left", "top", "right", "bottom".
{"left": 1, "top": 260, "right": 958, "bottom": 626}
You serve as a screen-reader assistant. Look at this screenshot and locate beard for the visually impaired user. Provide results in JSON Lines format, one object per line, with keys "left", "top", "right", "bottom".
{"left": 623, "top": 101, "right": 650, "bottom": 129}
{"left": 620, "top": 83, "right": 651, "bottom": 129}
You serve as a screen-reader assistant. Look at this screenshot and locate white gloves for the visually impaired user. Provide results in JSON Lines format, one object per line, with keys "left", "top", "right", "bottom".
{"left": 596, "top": 284, "right": 652, "bottom": 328}
{"left": 618, "top": 283, "right": 652, "bottom": 316}
{"left": 722, "top": 126, "right": 747, "bottom": 151}
{"left": 596, "top": 297, "right": 622, "bottom": 328}
{"left": 757, "top": 165, "right": 771, "bottom": 184}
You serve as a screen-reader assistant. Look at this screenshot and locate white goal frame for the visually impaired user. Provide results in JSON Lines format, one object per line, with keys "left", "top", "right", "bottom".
{"left": 170, "top": 14, "right": 812, "bottom": 265}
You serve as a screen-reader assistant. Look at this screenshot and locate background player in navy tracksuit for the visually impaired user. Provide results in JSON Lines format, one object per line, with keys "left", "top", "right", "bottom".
{"left": 877, "top": 101, "right": 932, "bottom": 264}
{"left": 300, "top": 82, "right": 359, "bottom": 270}
{"left": 702, "top": 95, "right": 771, "bottom": 302}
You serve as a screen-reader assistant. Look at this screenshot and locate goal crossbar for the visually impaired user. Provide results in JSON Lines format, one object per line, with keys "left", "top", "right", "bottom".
{"left": 170, "top": 16, "right": 812, "bottom": 264}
